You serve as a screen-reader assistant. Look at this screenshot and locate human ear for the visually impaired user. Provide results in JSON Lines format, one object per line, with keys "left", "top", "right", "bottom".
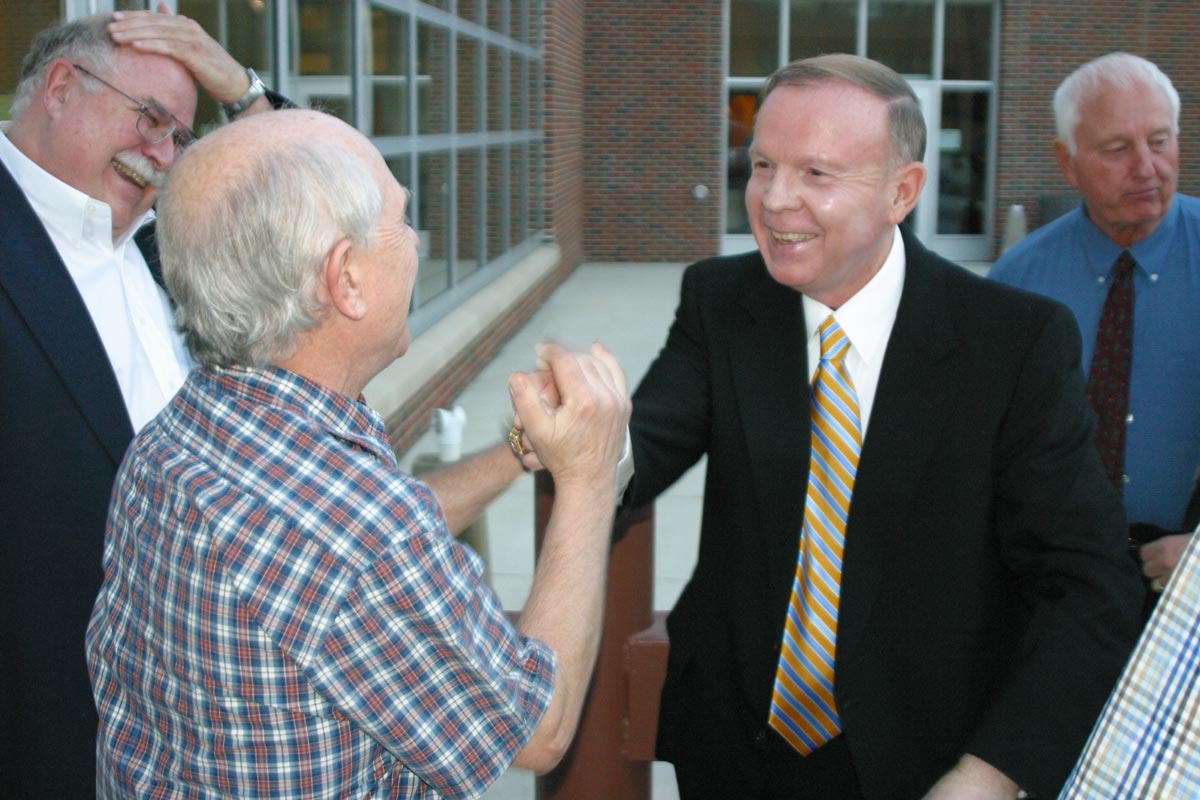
{"left": 888, "top": 161, "right": 927, "bottom": 223}
{"left": 1053, "top": 140, "right": 1079, "bottom": 188}
{"left": 41, "top": 59, "right": 79, "bottom": 119}
{"left": 324, "top": 238, "right": 367, "bottom": 321}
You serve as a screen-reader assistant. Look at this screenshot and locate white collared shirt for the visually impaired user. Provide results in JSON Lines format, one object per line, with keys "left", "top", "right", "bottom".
{"left": 0, "top": 127, "right": 191, "bottom": 432}
{"left": 802, "top": 225, "right": 906, "bottom": 438}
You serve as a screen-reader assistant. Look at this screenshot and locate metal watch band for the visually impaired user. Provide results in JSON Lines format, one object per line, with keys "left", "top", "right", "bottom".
{"left": 221, "top": 68, "right": 267, "bottom": 118}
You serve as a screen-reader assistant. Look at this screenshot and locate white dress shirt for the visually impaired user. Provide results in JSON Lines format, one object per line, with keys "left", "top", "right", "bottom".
{"left": 802, "top": 225, "right": 906, "bottom": 437}
{"left": 0, "top": 128, "right": 191, "bottom": 432}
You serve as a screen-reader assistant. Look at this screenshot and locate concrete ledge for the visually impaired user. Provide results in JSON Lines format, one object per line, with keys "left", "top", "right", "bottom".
{"left": 363, "top": 243, "right": 562, "bottom": 420}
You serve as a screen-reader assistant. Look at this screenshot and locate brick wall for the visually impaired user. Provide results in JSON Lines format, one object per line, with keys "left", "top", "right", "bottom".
{"left": 581, "top": 0, "right": 724, "bottom": 262}
{"left": 995, "top": 0, "right": 1200, "bottom": 253}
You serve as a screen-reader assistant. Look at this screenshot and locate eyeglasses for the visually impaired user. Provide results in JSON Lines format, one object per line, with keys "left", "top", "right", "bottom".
{"left": 72, "top": 63, "right": 196, "bottom": 152}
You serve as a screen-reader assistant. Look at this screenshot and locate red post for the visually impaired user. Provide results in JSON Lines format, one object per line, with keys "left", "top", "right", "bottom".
{"left": 534, "top": 470, "right": 655, "bottom": 800}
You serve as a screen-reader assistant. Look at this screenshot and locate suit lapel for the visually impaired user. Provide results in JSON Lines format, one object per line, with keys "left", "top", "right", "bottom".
{"left": 727, "top": 261, "right": 813, "bottom": 612}
{"left": 835, "top": 233, "right": 963, "bottom": 669}
{"left": 0, "top": 161, "right": 134, "bottom": 465}
{"left": 134, "top": 222, "right": 166, "bottom": 292}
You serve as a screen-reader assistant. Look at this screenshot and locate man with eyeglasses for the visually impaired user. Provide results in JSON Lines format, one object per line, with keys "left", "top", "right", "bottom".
{"left": 0, "top": 9, "right": 290, "bottom": 797}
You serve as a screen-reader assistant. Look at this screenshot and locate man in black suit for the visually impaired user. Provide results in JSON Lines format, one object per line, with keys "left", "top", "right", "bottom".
{"left": 626, "top": 54, "right": 1143, "bottom": 798}
{"left": 0, "top": 9, "right": 285, "bottom": 797}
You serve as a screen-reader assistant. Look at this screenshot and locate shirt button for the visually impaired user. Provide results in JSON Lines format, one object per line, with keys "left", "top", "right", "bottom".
{"left": 1122, "top": 474, "right": 1131, "bottom": 485}
{"left": 1097, "top": 276, "right": 1106, "bottom": 285}
{"left": 1126, "top": 413, "right": 1134, "bottom": 425}
{"left": 1150, "top": 273, "right": 1160, "bottom": 283}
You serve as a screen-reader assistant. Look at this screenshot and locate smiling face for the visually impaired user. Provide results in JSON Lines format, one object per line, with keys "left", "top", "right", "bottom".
{"left": 50, "top": 50, "right": 197, "bottom": 239}
{"left": 745, "top": 81, "right": 924, "bottom": 308}
{"left": 1057, "top": 80, "right": 1179, "bottom": 248}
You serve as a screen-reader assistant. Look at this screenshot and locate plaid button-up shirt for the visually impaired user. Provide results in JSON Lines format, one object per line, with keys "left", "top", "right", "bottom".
{"left": 1059, "top": 529, "right": 1200, "bottom": 799}
{"left": 88, "top": 366, "right": 555, "bottom": 799}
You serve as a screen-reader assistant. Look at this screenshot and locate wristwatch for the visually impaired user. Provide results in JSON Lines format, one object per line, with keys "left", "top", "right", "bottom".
{"left": 221, "top": 68, "right": 267, "bottom": 118}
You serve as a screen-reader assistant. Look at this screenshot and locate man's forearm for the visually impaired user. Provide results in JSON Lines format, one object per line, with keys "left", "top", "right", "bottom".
{"left": 512, "top": 481, "right": 616, "bottom": 772}
{"left": 421, "top": 442, "right": 526, "bottom": 537}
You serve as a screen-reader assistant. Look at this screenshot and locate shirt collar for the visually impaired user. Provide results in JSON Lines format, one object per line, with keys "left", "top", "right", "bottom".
{"left": 204, "top": 365, "right": 398, "bottom": 467}
{"left": 802, "top": 225, "right": 906, "bottom": 369}
{"left": 0, "top": 123, "right": 154, "bottom": 249}
{"left": 1079, "top": 197, "right": 1183, "bottom": 278}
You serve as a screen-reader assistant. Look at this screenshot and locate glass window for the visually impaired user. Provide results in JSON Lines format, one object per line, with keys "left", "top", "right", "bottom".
{"left": 510, "top": 55, "right": 529, "bottom": 130}
{"left": 487, "top": 145, "right": 508, "bottom": 261}
{"left": 937, "top": 91, "right": 989, "bottom": 234}
{"left": 417, "top": 20, "right": 450, "bottom": 135}
{"left": 528, "top": 141, "right": 543, "bottom": 239}
{"left": 729, "top": 0, "right": 778, "bottom": 77}
{"left": 943, "top": 1, "right": 992, "bottom": 81}
{"left": 488, "top": 46, "right": 507, "bottom": 131}
{"left": 510, "top": 143, "right": 529, "bottom": 247}
{"left": 458, "top": 0, "right": 482, "bottom": 25}
{"left": 293, "top": 0, "right": 353, "bottom": 123}
{"left": 457, "top": 148, "right": 482, "bottom": 281}
{"left": 509, "top": 0, "right": 528, "bottom": 44}
{"left": 457, "top": 35, "right": 481, "bottom": 133}
{"left": 866, "top": 1, "right": 934, "bottom": 79}
{"left": 726, "top": 89, "right": 758, "bottom": 235}
{"left": 178, "top": 0, "right": 273, "bottom": 132}
{"left": 418, "top": 152, "right": 450, "bottom": 303}
{"left": 370, "top": 7, "right": 409, "bottom": 136}
{"left": 789, "top": 0, "right": 856, "bottom": 61}
{"left": 487, "top": 0, "right": 507, "bottom": 35}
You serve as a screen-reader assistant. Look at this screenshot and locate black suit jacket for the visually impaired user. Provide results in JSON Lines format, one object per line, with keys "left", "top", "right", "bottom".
{"left": 0, "top": 159, "right": 147, "bottom": 798}
{"left": 627, "top": 232, "right": 1144, "bottom": 799}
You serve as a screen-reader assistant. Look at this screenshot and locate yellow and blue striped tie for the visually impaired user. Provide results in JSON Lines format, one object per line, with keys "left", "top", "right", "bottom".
{"left": 769, "top": 315, "right": 861, "bottom": 755}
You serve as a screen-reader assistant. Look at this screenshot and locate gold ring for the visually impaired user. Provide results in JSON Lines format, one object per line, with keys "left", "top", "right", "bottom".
{"left": 1150, "top": 576, "right": 1168, "bottom": 594}
{"left": 507, "top": 425, "right": 528, "bottom": 458}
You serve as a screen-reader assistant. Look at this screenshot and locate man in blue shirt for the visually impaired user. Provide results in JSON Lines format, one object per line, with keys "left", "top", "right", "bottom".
{"left": 990, "top": 53, "right": 1200, "bottom": 603}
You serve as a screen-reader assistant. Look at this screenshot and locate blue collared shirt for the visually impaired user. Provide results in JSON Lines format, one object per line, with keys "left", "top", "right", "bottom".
{"left": 990, "top": 196, "right": 1200, "bottom": 529}
{"left": 88, "top": 365, "right": 555, "bottom": 799}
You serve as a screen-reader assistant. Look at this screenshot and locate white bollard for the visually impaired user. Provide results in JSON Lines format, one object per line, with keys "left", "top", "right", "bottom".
{"left": 1002, "top": 203, "right": 1027, "bottom": 254}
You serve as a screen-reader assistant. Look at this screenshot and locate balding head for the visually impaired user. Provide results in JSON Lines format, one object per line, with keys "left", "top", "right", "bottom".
{"left": 158, "top": 109, "right": 387, "bottom": 369}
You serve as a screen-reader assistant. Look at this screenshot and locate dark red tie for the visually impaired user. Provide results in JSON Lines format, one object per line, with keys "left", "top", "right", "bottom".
{"left": 1086, "top": 250, "right": 1135, "bottom": 491}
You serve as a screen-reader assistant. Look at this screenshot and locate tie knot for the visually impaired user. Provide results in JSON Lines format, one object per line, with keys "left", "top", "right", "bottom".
{"left": 1115, "top": 250, "right": 1136, "bottom": 279}
{"left": 818, "top": 316, "right": 850, "bottom": 362}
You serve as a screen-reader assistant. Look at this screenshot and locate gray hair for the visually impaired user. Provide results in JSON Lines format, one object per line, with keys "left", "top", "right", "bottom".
{"left": 1054, "top": 52, "right": 1180, "bottom": 154}
{"left": 10, "top": 14, "right": 116, "bottom": 120}
{"left": 761, "top": 53, "right": 928, "bottom": 168}
{"left": 158, "top": 137, "right": 384, "bottom": 369}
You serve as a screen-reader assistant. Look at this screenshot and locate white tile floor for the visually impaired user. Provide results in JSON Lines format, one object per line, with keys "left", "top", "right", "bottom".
{"left": 399, "top": 263, "right": 700, "bottom": 800}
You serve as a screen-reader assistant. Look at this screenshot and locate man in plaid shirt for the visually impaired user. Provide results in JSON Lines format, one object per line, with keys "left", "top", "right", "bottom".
{"left": 86, "top": 108, "right": 631, "bottom": 799}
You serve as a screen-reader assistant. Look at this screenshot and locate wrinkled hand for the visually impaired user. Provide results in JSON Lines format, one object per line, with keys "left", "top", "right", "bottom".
{"left": 508, "top": 343, "right": 629, "bottom": 490}
{"left": 109, "top": 2, "right": 253, "bottom": 106}
{"left": 510, "top": 354, "right": 561, "bottom": 471}
{"left": 1140, "top": 532, "right": 1193, "bottom": 590}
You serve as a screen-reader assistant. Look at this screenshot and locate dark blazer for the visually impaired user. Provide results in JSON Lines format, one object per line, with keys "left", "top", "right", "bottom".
{"left": 0, "top": 159, "right": 144, "bottom": 798}
{"left": 627, "top": 232, "right": 1144, "bottom": 799}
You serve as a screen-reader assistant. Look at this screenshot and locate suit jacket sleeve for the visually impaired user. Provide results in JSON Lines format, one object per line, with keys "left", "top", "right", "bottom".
{"left": 626, "top": 262, "right": 714, "bottom": 508}
{"left": 964, "top": 296, "right": 1143, "bottom": 792}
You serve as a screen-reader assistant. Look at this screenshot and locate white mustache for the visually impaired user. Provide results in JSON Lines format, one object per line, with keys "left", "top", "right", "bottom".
{"left": 113, "top": 150, "right": 167, "bottom": 189}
